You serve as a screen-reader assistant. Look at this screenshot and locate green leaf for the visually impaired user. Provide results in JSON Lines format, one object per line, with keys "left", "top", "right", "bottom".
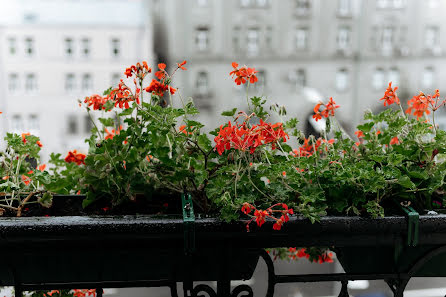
{"left": 98, "top": 118, "right": 115, "bottom": 127}
{"left": 398, "top": 176, "right": 416, "bottom": 189}
{"left": 119, "top": 106, "right": 135, "bottom": 116}
{"left": 103, "top": 87, "right": 113, "bottom": 96}
{"left": 197, "top": 134, "right": 213, "bottom": 151}
{"left": 221, "top": 108, "right": 237, "bottom": 117}
{"left": 356, "top": 122, "right": 374, "bottom": 133}
{"left": 38, "top": 193, "right": 53, "bottom": 208}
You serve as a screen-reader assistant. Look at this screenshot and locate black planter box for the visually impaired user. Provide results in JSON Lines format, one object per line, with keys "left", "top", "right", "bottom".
{"left": 0, "top": 214, "right": 446, "bottom": 287}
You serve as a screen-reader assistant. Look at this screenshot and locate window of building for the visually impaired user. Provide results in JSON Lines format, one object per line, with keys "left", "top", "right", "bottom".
{"left": 240, "top": 0, "right": 252, "bottom": 7}
{"left": 296, "top": 69, "right": 306, "bottom": 89}
{"left": 289, "top": 69, "right": 306, "bottom": 91}
{"left": 377, "top": 0, "right": 390, "bottom": 8}
{"left": 295, "top": 28, "right": 309, "bottom": 50}
{"left": 425, "top": 26, "right": 439, "bottom": 50}
{"left": 68, "top": 115, "right": 78, "bottom": 135}
{"left": 65, "top": 73, "right": 76, "bottom": 92}
{"left": 81, "top": 38, "right": 90, "bottom": 58}
{"left": 196, "top": 71, "right": 209, "bottom": 95}
{"left": 337, "top": 26, "right": 351, "bottom": 51}
{"left": 256, "top": 0, "right": 269, "bottom": 7}
{"left": 296, "top": 0, "right": 311, "bottom": 15}
{"left": 28, "top": 114, "right": 39, "bottom": 133}
{"left": 382, "top": 27, "right": 394, "bottom": 54}
{"left": 233, "top": 26, "right": 242, "bottom": 52}
{"left": 197, "top": 0, "right": 209, "bottom": 7}
{"left": 372, "top": 68, "right": 385, "bottom": 90}
{"left": 82, "top": 73, "right": 93, "bottom": 91}
{"left": 85, "top": 115, "right": 93, "bottom": 133}
{"left": 388, "top": 67, "right": 400, "bottom": 86}
{"left": 12, "top": 115, "right": 23, "bottom": 133}
{"left": 336, "top": 68, "right": 348, "bottom": 91}
{"left": 65, "top": 38, "right": 74, "bottom": 57}
{"left": 8, "top": 73, "right": 19, "bottom": 92}
{"left": 25, "top": 73, "right": 37, "bottom": 92}
{"left": 247, "top": 28, "right": 260, "bottom": 56}
{"left": 111, "top": 38, "right": 120, "bottom": 58}
{"left": 255, "top": 70, "right": 266, "bottom": 90}
{"left": 393, "top": 0, "right": 405, "bottom": 8}
{"left": 25, "top": 37, "right": 34, "bottom": 56}
{"left": 23, "top": 13, "right": 37, "bottom": 23}
{"left": 196, "top": 27, "right": 209, "bottom": 51}
{"left": 338, "top": 0, "right": 351, "bottom": 16}
{"left": 422, "top": 67, "right": 434, "bottom": 88}
{"left": 111, "top": 73, "right": 121, "bottom": 86}
{"left": 8, "top": 37, "right": 16, "bottom": 55}
{"left": 265, "top": 26, "right": 273, "bottom": 50}
{"left": 428, "top": 0, "right": 439, "bottom": 8}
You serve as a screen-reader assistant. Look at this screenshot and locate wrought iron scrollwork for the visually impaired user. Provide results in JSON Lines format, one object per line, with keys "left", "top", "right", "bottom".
{"left": 10, "top": 245, "right": 446, "bottom": 297}
{"left": 230, "top": 284, "right": 254, "bottom": 297}
{"left": 191, "top": 284, "right": 218, "bottom": 297}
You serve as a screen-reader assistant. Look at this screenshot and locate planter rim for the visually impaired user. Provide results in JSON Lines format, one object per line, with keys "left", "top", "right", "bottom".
{"left": 0, "top": 214, "right": 445, "bottom": 247}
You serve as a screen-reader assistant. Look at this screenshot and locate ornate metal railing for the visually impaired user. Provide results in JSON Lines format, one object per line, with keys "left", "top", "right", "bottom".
{"left": 1, "top": 197, "right": 446, "bottom": 297}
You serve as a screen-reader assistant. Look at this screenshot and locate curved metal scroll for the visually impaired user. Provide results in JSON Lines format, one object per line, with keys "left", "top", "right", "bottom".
{"left": 259, "top": 249, "right": 276, "bottom": 297}
{"left": 231, "top": 284, "right": 254, "bottom": 297}
{"left": 390, "top": 245, "right": 446, "bottom": 297}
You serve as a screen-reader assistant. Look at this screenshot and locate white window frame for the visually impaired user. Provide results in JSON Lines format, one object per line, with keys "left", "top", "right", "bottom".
{"left": 336, "top": 68, "right": 349, "bottom": 91}
{"left": 65, "top": 73, "right": 76, "bottom": 92}
{"left": 337, "top": 26, "right": 351, "bottom": 51}
{"left": 247, "top": 28, "right": 260, "bottom": 56}
{"left": 24, "top": 37, "right": 34, "bottom": 57}
{"left": 372, "top": 68, "right": 385, "bottom": 90}
{"left": 8, "top": 73, "right": 19, "bottom": 93}
{"left": 196, "top": 28, "right": 209, "bottom": 51}
{"left": 295, "top": 28, "right": 309, "bottom": 50}
{"left": 81, "top": 38, "right": 91, "bottom": 58}
{"left": 196, "top": 71, "right": 209, "bottom": 95}
{"left": 82, "top": 73, "right": 93, "bottom": 91}
{"left": 25, "top": 73, "right": 37, "bottom": 93}
{"left": 111, "top": 38, "right": 121, "bottom": 58}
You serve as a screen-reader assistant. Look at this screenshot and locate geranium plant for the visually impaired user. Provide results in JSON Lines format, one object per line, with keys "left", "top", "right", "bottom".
{"left": 0, "top": 60, "right": 445, "bottom": 264}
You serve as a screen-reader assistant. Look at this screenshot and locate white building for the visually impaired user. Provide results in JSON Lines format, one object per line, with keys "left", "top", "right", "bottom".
{"left": 154, "top": 0, "right": 446, "bottom": 134}
{"left": 0, "top": 0, "right": 155, "bottom": 160}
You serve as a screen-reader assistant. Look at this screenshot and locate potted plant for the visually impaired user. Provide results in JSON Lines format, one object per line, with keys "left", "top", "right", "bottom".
{"left": 1, "top": 60, "right": 446, "bottom": 297}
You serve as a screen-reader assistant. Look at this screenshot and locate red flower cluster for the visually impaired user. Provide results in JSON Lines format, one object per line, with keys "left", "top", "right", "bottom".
{"left": 146, "top": 79, "right": 176, "bottom": 97}
{"left": 65, "top": 150, "right": 86, "bottom": 165}
{"left": 380, "top": 82, "right": 400, "bottom": 106}
{"left": 406, "top": 90, "right": 446, "bottom": 119}
{"left": 125, "top": 61, "right": 151, "bottom": 79}
{"left": 354, "top": 130, "right": 364, "bottom": 139}
{"left": 21, "top": 132, "right": 31, "bottom": 144}
{"left": 313, "top": 97, "right": 340, "bottom": 121}
{"left": 390, "top": 136, "right": 400, "bottom": 145}
{"left": 229, "top": 62, "right": 258, "bottom": 85}
{"left": 105, "top": 125, "right": 123, "bottom": 140}
{"left": 84, "top": 94, "right": 109, "bottom": 111}
{"left": 291, "top": 137, "right": 333, "bottom": 158}
{"left": 109, "top": 81, "right": 140, "bottom": 109}
{"left": 287, "top": 248, "right": 334, "bottom": 263}
{"left": 72, "top": 289, "right": 97, "bottom": 297}
{"left": 242, "top": 203, "right": 293, "bottom": 231}
{"left": 145, "top": 62, "right": 186, "bottom": 97}
{"left": 214, "top": 120, "right": 289, "bottom": 155}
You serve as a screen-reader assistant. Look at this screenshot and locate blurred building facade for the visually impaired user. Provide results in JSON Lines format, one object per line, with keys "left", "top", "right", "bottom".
{"left": 154, "top": 0, "right": 446, "bottom": 132}
{"left": 0, "top": 0, "right": 155, "bottom": 159}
